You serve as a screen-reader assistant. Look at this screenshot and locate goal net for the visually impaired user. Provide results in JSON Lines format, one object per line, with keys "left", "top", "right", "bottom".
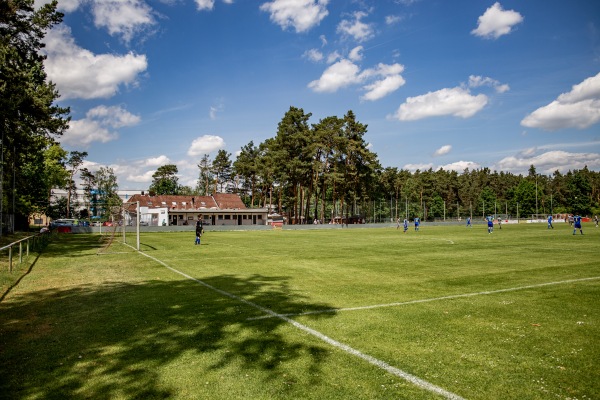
{"left": 97, "top": 201, "right": 140, "bottom": 254}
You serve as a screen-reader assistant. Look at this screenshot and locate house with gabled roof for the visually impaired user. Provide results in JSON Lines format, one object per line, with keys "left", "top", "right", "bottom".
{"left": 125, "top": 193, "right": 268, "bottom": 226}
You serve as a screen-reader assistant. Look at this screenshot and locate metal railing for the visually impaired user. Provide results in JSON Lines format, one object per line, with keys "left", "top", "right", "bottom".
{"left": 0, "top": 232, "right": 52, "bottom": 272}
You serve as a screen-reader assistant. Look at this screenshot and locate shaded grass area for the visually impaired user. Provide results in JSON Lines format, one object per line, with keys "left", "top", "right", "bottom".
{"left": 0, "top": 234, "right": 437, "bottom": 399}
{"left": 0, "top": 223, "right": 598, "bottom": 399}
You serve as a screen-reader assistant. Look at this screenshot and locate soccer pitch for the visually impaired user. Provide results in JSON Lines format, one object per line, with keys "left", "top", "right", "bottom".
{"left": 1, "top": 223, "right": 598, "bottom": 399}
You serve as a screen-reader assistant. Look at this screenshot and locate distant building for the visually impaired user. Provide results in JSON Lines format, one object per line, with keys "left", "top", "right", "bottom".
{"left": 125, "top": 193, "right": 268, "bottom": 226}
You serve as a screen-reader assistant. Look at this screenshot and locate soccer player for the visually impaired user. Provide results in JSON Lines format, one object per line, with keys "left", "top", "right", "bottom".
{"left": 547, "top": 215, "right": 554, "bottom": 229}
{"left": 573, "top": 215, "right": 583, "bottom": 235}
{"left": 486, "top": 215, "right": 494, "bottom": 234}
{"left": 595, "top": 215, "right": 598, "bottom": 228}
{"left": 414, "top": 217, "right": 420, "bottom": 231}
{"left": 403, "top": 218, "right": 408, "bottom": 233}
{"left": 195, "top": 215, "right": 204, "bottom": 245}
{"left": 466, "top": 216, "right": 472, "bottom": 228}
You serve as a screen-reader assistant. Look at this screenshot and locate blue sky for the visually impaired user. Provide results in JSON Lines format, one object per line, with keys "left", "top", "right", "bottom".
{"left": 36, "top": 0, "right": 600, "bottom": 190}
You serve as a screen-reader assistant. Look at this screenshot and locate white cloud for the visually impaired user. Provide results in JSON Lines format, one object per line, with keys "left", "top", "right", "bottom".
{"left": 43, "top": 26, "right": 148, "bottom": 100}
{"left": 495, "top": 150, "right": 600, "bottom": 174}
{"left": 468, "top": 75, "right": 510, "bottom": 93}
{"left": 472, "top": 2, "right": 523, "bottom": 39}
{"left": 86, "top": 105, "right": 141, "bottom": 128}
{"left": 440, "top": 161, "right": 481, "bottom": 172}
{"left": 187, "top": 135, "right": 226, "bottom": 156}
{"left": 319, "top": 34, "right": 327, "bottom": 47}
{"left": 308, "top": 59, "right": 362, "bottom": 92}
{"left": 434, "top": 145, "right": 452, "bottom": 156}
{"left": 144, "top": 155, "right": 171, "bottom": 167}
{"left": 260, "top": 0, "right": 329, "bottom": 33}
{"left": 521, "top": 72, "right": 600, "bottom": 130}
{"left": 309, "top": 60, "right": 405, "bottom": 100}
{"left": 326, "top": 51, "right": 341, "bottom": 64}
{"left": 304, "top": 48, "right": 324, "bottom": 62}
{"left": 64, "top": 120, "right": 118, "bottom": 147}
{"left": 403, "top": 163, "right": 434, "bottom": 172}
{"left": 195, "top": 0, "right": 234, "bottom": 10}
{"left": 557, "top": 72, "right": 600, "bottom": 103}
{"left": 393, "top": 87, "right": 488, "bottom": 121}
{"left": 196, "top": 0, "right": 215, "bottom": 10}
{"left": 348, "top": 46, "right": 363, "bottom": 62}
{"left": 385, "top": 15, "right": 402, "bottom": 25}
{"left": 91, "top": 0, "right": 156, "bottom": 42}
{"left": 125, "top": 169, "right": 156, "bottom": 183}
{"left": 62, "top": 105, "right": 140, "bottom": 147}
{"left": 337, "top": 11, "right": 374, "bottom": 42}
{"left": 362, "top": 74, "right": 405, "bottom": 101}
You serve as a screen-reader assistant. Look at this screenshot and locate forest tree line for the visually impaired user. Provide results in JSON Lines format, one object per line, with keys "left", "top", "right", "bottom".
{"left": 150, "top": 106, "right": 600, "bottom": 223}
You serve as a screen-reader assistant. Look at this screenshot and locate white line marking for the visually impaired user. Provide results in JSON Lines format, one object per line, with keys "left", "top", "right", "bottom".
{"left": 134, "top": 248, "right": 466, "bottom": 400}
{"left": 248, "top": 276, "right": 600, "bottom": 320}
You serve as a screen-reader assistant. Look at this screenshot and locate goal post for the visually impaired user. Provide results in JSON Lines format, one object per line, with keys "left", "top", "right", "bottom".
{"left": 99, "top": 201, "right": 140, "bottom": 253}
{"left": 122, "top": 201, "right": 141, "bottom": 251}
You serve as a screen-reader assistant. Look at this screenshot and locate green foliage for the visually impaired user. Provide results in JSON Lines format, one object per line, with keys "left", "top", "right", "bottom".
{"left": 95, "top": 167, "right": 120, "bottom": 217}
{"left": 0, "top": 0, "right": 70, "bottom": 228}
{"left": 149, "top": 164, "right": 180, "bottom": 195}
{"left": 212, "top": 150, "right": 232, "bottom": 193}
{"left": 196, "top": 154, "right": 213, "bottom": 195}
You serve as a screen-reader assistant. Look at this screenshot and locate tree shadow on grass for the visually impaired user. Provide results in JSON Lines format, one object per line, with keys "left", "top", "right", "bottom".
{"left": 0, "top": 274, "right": 337, "bottom": 399}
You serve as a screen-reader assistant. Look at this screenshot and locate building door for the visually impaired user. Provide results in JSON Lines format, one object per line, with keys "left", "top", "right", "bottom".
{"left": 253, "top": 215, "right": 256, "bottom": 225}
{"left": 211, "top": 215, "right": 216, "bottom": 225}
{"left": 238, "top": 215, "right": 242, "bottom": 225}
{"left": 171, "top": 215, "right": 177, "bottom": 226}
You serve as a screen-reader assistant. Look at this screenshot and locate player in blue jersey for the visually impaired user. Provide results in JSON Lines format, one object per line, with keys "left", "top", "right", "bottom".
{"left": 466, "top": 216, "right": 472, "bottom": 227}
{"left": 414, "top": 217, "right": 420, "bottom": 231}
{"left": 547, "top": 215, "right": 554, "bottom": 229}
{"left": 403, "top": 218, "right": 408, "bottom": 233}
{"left": 486, "top": 215, "right": 494, "bottom": 234}
{"left": 573, "top": 215, "right": 583, "bottom": 235}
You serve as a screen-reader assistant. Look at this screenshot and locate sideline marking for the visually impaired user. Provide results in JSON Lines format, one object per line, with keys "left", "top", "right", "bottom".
{"left": 134, "top": 248, "right": 466, "bottom": 400}
{"left": 248, "top": 276, "right": 600, "bottom": 321}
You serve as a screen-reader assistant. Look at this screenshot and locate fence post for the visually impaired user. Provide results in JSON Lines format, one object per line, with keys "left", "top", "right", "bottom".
{"left": 27, "top": 239, "right": 30, "bottom": 257}
{"left": 19, "top": 242, "right": 23, "bottom": 264}
{"left": 9, "top": 246, "right": 12, "bottom": 272}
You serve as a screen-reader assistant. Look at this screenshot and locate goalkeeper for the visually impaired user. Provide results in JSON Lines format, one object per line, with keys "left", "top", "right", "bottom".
{"left": 195, "top": 215, "right": 204, "bottom": 245}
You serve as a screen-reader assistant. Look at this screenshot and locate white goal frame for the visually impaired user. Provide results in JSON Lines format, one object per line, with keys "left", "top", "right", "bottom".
{"left": 122, "top": 201, "right": 141, "bottom": 251}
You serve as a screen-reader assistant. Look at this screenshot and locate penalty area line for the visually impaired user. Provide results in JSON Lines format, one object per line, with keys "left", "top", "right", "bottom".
{"left": 133, "top": 247, "right": 466, "bottom": 400}
{"left": 248, "top": 276, "right": 600, "bottom": 321}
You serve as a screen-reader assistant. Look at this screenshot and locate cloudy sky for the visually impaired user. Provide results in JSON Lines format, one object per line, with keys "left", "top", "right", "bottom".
{"left": 36, "top": 0, "right": 600, "bottom": 190}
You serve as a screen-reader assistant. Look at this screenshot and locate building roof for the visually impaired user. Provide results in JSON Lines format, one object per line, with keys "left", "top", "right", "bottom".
{"left": 127, "top": 193, "right": 246, "bottom": 211}
{"left": 213, "top": 193, "right": 247, "bottom": 210}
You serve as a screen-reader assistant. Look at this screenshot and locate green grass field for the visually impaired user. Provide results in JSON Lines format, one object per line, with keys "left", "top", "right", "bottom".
{"left": 0, "top": 223, "right": 598, "bottom": 399}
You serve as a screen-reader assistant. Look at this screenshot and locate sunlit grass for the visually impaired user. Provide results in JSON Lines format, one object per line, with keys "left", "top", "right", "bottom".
{"left": 0, "top": 223, "right": 598, "bottom": 399}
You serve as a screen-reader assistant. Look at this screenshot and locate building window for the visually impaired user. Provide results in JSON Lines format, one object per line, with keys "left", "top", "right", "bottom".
{"left": 218, "top": 215, "right": 223, "bottom": 220}
{"left": 243, "top": 215, "right": 247, "bottom": 219}
{"left": 224, "top": 215, "right": 231, "bottom": 220}
{"left": 257, "top": 215, "right": 262, "bottom": 220}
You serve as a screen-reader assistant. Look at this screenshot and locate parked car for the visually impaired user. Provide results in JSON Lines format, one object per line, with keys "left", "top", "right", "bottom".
{"left": 102, "top": 221, "right": 113, "bottom": 226}
{"left": 139, "top": 221, "right": 149, "bottom": 226}
{"left": 50, "top": 219, "right": 77, "bottom": 228}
